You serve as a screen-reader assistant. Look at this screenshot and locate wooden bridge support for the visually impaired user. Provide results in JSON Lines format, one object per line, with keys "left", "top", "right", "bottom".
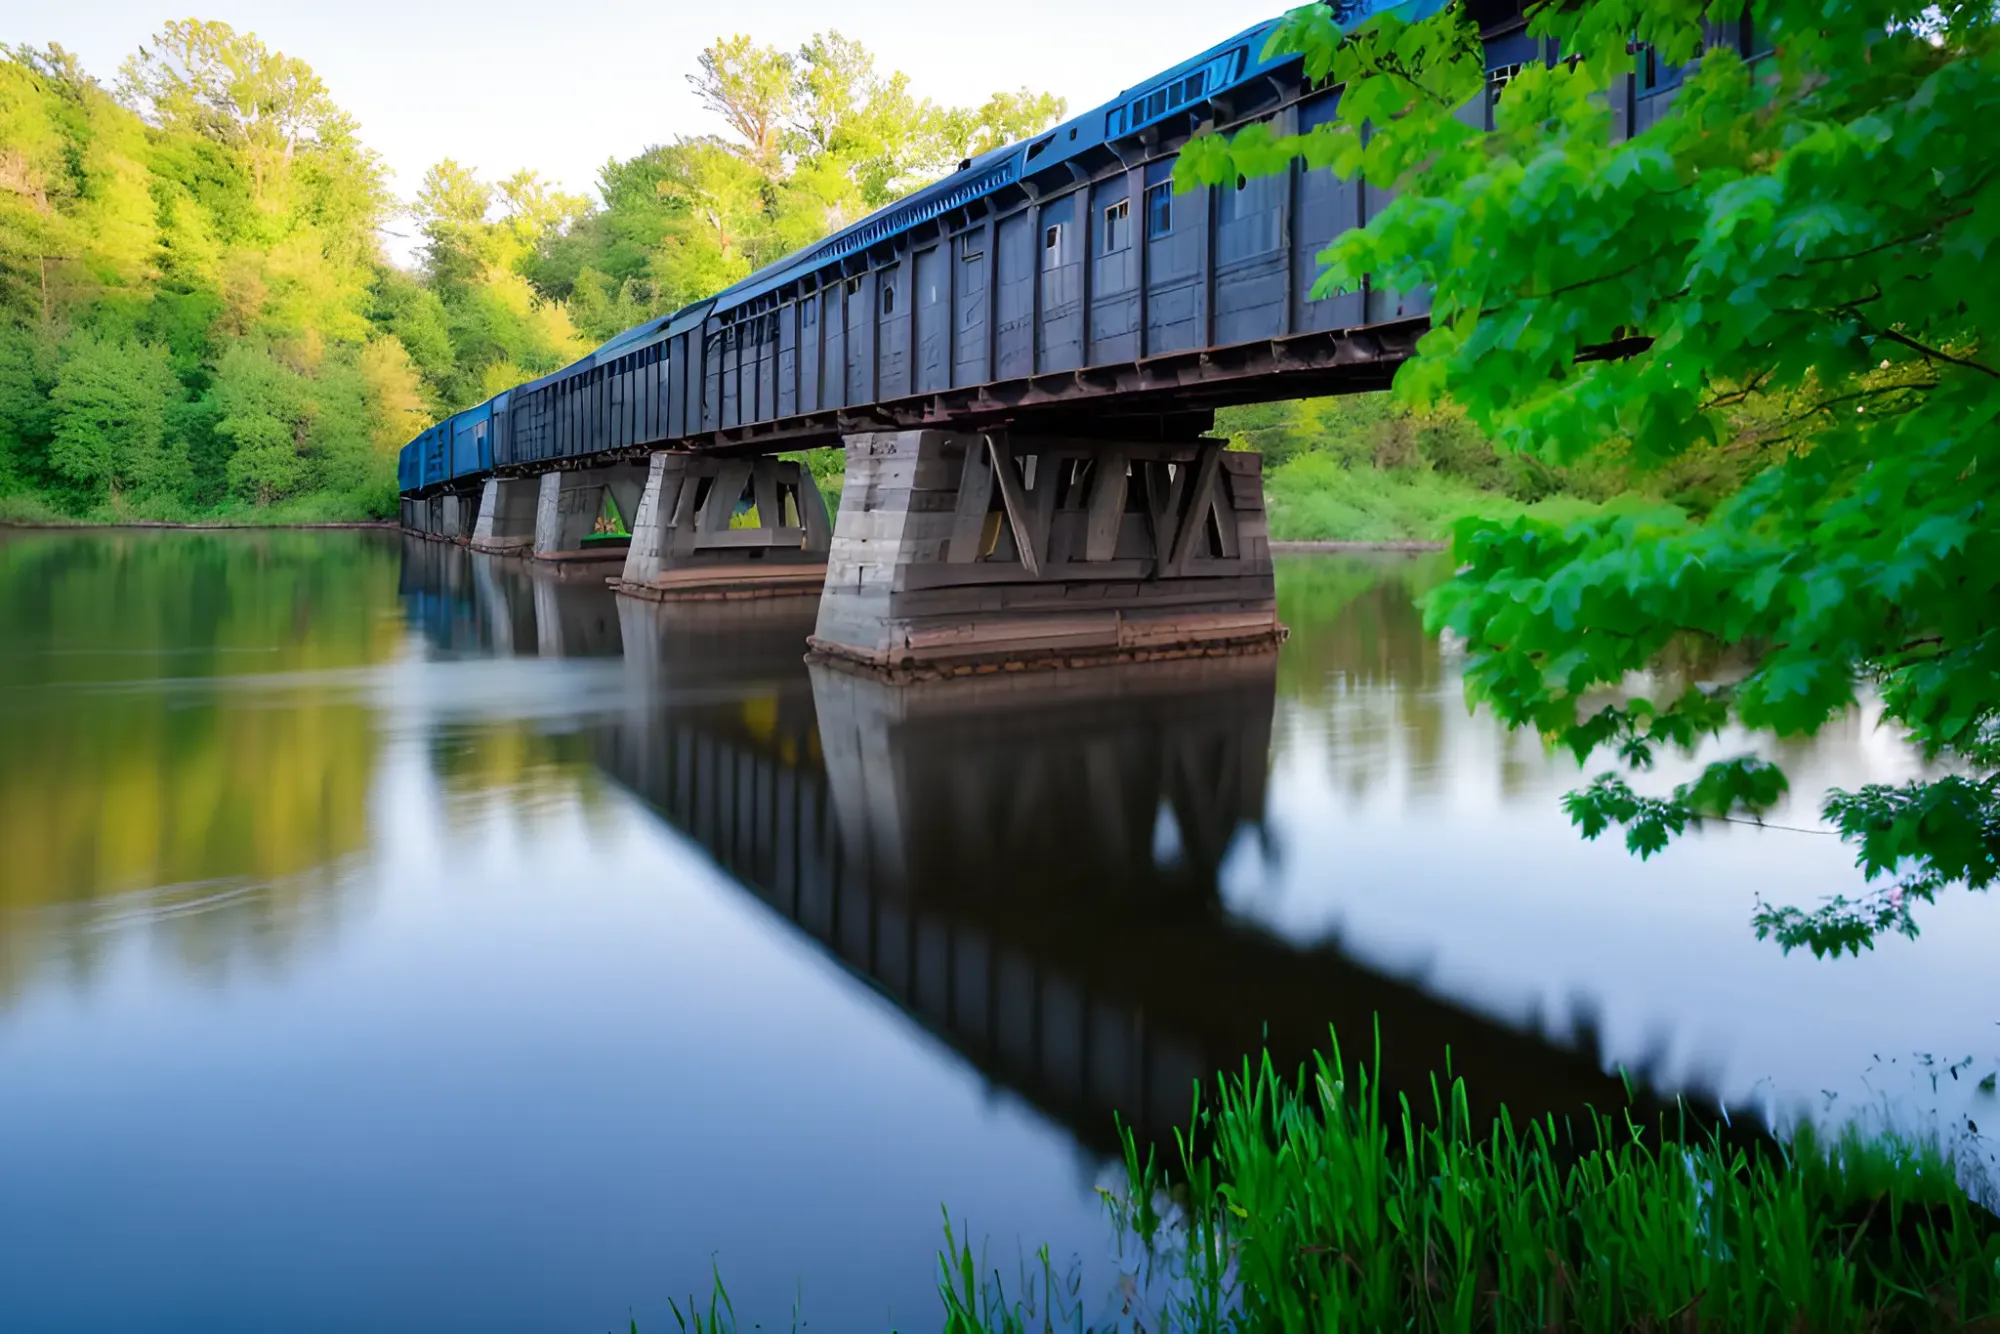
{"left": 469, "top": 476, "right": 540, "bottom": 554}
{"left": 613, "top": 451, "right": 832, "bottom": 601}
{"left": 808, "top": 429, "right": 1283, "bottom": 678}
{"left": 532, "top": 463, "right": 648, "bottom": 562}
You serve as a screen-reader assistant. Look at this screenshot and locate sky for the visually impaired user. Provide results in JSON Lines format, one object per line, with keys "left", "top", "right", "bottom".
{"left": 31, "top": 0, "right": 1273, "bottom": 263}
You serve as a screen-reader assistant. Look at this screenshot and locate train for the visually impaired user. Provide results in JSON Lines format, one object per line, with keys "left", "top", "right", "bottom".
{"left": 399, "top": 0, "right": 1757, "bottom": 503}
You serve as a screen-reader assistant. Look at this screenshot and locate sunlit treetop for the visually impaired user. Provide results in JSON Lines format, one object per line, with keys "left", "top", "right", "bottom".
{"left": 1183, "top": 0, "right": 2000, "bottom": 953}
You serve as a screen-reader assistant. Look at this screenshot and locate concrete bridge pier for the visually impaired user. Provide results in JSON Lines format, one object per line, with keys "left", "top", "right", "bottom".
{"left": 613, "top": 451, "right": 831, "bottom": 601}
{"left": 807, "top": 429, "right": 1284, "bottom": 679}
{"left": 469, "top": 477, "right": 538, "bottom": 553}
{"left": 422, "top": 493, "right": 445, "bottom": 539}
{"left": 532, "top": 463, "right": 648, "bottom": 562}
{"left": 440, "top": 488, "right": 480, "bottom": 541}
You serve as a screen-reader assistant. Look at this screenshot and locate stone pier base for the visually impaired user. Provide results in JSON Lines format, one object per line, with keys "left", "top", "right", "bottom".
{"left": 533, "top": 464, "right": 648, "bottom": 562}
{"left": 807, "top": 429, "right": 1283, "bottom": 679}
{"left": 440, "top": 489, "right": 480, "bottom": 541}
{"left": 612, "top": 451, "right": 831, "bottom": 601}
{"left": 469, "top": 476, "right": 539, "bottom": 554}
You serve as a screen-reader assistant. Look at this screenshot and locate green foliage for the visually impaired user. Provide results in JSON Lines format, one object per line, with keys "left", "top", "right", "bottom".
{"left": 1261, "top": 449, "right": 1628, "bottom": 542}
{"left": 518, "top": 32, "right": 1067, "bottom": 332}
{"left": 211, "top": 342, "right": 309, "bottom": 502}
{"left": 0, "top": 26, "right": 402, "bottom": 523}
{"left": 1194, "top": 1, "right": 2000, "bottom": 950}
{"left": 1069, "top": 1036, "right": 2000, "bottom": 1332}
{"left": 48, "top": 330, "right": 184, "bottom": 503}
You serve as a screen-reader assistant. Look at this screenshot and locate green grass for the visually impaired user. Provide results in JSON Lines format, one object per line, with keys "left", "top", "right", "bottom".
{"left": 647, "top": 1034, "right": 2000, "bottom": 1332}
{"left": 1260, "top": 452, "right": 1633, "bottom": 543}
{"left": 974, "top": 1036, "right": 2000, "bottom": 1332}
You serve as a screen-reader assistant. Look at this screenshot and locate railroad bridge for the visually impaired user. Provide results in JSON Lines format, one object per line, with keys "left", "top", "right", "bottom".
{"left": 398, "top": 1, "right": 1757, "bottom": 675}
{"left": 400, "top": 538, "right": 1747, "bottom": 1153}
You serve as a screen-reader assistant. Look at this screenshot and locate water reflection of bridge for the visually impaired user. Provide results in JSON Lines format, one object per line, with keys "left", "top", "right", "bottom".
{"left": 402, "top": 538, "right": 1727, "bottom": 1153}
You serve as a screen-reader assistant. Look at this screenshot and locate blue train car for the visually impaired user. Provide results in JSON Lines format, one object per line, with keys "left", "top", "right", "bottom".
{"left": 420, "top": 423, "right": 449, "bottom": 490}
{"left": 448, "top": 403, "right": 493, "bottom": 482}
{"left": 397, "top": 441, "right": 419, "bottom": 493}
{"left": 488, "top": 390, "right": 513, "bottom": 469}
{"left": 398, "top": 0, "right": 1771, "bottom": 513}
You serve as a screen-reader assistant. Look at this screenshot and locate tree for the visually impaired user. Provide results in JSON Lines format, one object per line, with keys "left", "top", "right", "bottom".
{"left": 496, "top": 170, "right": 588, "bottom": 259}
{"left": 115, "top": 20, "right": 341, "bottom": 202}
{"left": 0, "top": 322, "right": 58, "bottom": 492}
{"left": 946, "top": 89, "right": 1069, "bottom": 160}
{"left": 47, "top": 331, "right": 185, "bottom": 503}
{"left": 412, "top": 158, "right": 497, "bottom": 294}
{"left": 355, "top": 335, "right": 427, "bottom": 453}
{"left": 525, "top": 31, "right": 1063, "bottom": 329}
{"left": 1186, "top": 0, "right": 2000, "bottom": 953}
{"left": 690, "top": 36, "right": 794, "bottom": 170}
{"left": 212, "top": 342, "right": 310, "bottom": 503}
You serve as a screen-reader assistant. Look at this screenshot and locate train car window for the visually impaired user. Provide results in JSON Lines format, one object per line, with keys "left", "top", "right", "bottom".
{"left": 844, "top": 276, "right": 861, "bottom": 297}
{"left": 960, "top": 231, "right": 984, "bottom": 263}
{"left": 1102, "top": 198, "right": 1129, "bottom": 254}
{"left": 882, "top": 279, "right": 895, "bottom": 315}
{"left": 1043, "top": 223, "right": 1065, "bottom": 270}
{"left": 1146, "top": 183, "right": 1173, "bottom": 239}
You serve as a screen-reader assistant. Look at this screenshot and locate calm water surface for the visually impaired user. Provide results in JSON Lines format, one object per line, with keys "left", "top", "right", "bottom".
{"left": 0, "top": 530, "right": 1993, "bottom": 1332}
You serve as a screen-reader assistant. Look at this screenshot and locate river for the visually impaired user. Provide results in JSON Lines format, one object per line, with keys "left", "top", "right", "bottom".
{"left": 0, "top": 529, "right": 1992, "bottom": 1333}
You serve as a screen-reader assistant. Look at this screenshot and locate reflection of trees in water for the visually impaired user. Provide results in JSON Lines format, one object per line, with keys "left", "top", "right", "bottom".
{"left": 1272, "top": 554, "right": 1545, "bottom": 809}
{"left": 1275, "top": 553, "right": 1453, "bottom": 699}
{"left": 426, "top": 722, "right": 608, "bottom": 839}
{"left": 1271, "top": 555, "right": 1923, "bottom": 819}
{"left": 0, "top": 532, "right": 400, "bottom": 1005}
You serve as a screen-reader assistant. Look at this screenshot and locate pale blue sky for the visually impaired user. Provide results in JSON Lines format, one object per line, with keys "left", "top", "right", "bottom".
{"left": 35, "top": 0, "right": 1268, "bottom": 260}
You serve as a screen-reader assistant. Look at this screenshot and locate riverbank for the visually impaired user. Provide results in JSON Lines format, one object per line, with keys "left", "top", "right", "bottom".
{"left": 0, "top": 492, "right": 393, "bottom": 530}
{"left": 1260, "top": 451, "right": 1636, "bottom": 543}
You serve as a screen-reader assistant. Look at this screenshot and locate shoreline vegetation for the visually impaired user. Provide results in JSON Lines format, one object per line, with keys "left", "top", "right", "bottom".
{"left": 675, "top": 1036, "right": 2000, "bottom": 1333}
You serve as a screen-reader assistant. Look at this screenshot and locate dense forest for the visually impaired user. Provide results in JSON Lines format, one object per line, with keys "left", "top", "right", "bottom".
{"left": 0, "top": 22, "right": 1064, "bottom": 523}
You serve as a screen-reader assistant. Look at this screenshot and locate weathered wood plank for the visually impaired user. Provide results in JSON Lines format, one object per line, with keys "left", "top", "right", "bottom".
{"left": 752, "top": 457, "right": 783, "bottom": 527}
{"left": 669, "top": 464, "right": 706, "bottom": 556}
{"left": 946, "top": 433, "right": 995, "bottom": 564}
{"left": 1142, "top": 459, "right": 1187, "bottom": 570}
{"left": 1167, "top": 444, "right": 1223, "bottom": 576}
{"left": 1025, "top": 450, "right": 1060, "bottom": 568}
{"left": 1084, "top": 450, "right": 1129, "bottom": 562}
{"left": 697, "top": 459, "right": 753, "bottom": 546}
{"left": 987, "top": 435, "right": 1041, "bottom": 578}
